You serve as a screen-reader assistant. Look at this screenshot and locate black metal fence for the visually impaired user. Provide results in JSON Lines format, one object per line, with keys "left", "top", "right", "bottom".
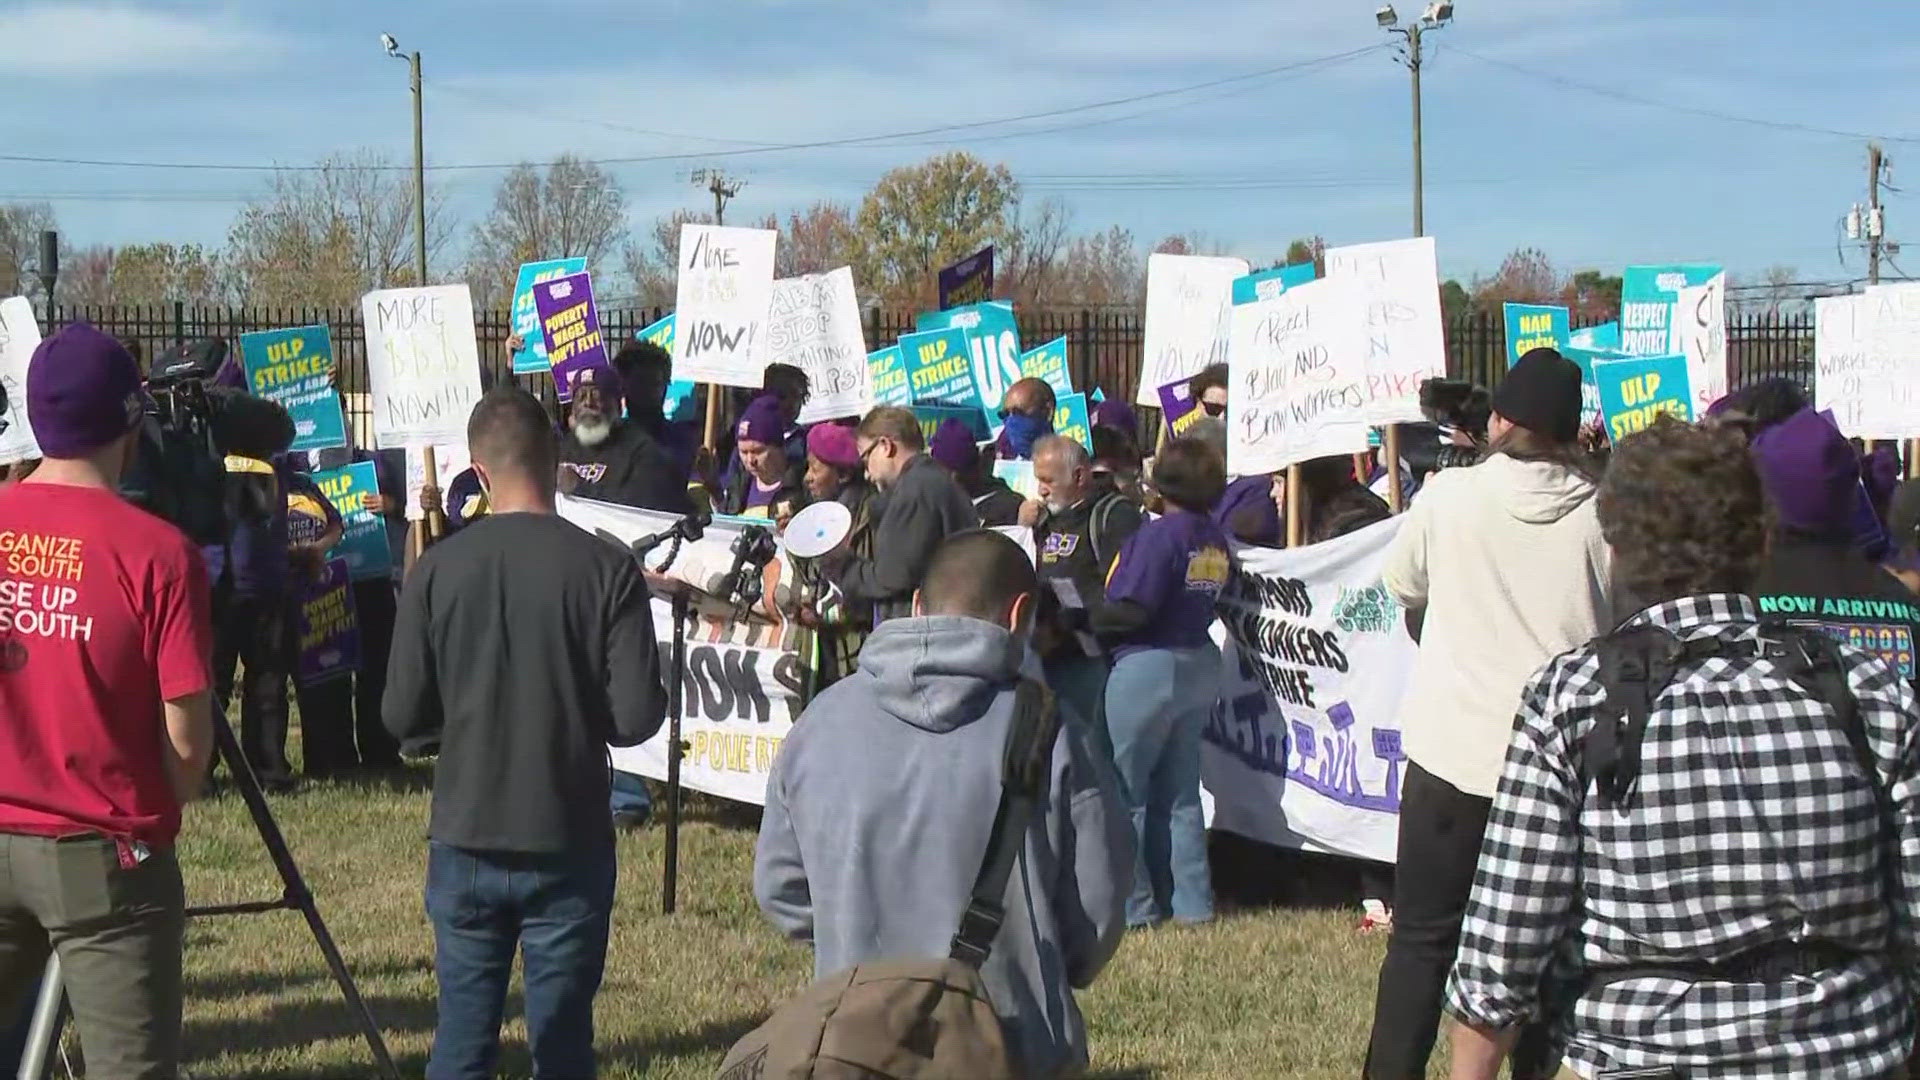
{"left": 46, "top": 302, "right": 1816, "bottom": 439}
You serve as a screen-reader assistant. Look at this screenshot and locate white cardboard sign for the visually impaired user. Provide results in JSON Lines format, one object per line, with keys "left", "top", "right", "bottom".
{"left": 1322, "top": 236, "right": 1446, "bottom": 424}
{"left": 673, "top": 224, "right": 779, "bottom": 389}
{"left": 1227, "top": 276, "right": 1372, "bottom": 477}
{"left": 1137, "top": 253, "right": 1250, "bottom": 407}
{"left": 0, "top": 298, "right": 41, "bottom": 465}
{"left": 764, "top": 267, "right": 872, "bottom": 423}
{"left": 362, "top": 285, "right": 483, "bottom": 450}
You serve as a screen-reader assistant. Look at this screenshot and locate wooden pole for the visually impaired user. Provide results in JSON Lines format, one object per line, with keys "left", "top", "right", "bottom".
{"left": 1384, "top": 425, "right": 1405, "bottom": 514}
{"left": 1285, "top": 465, "right": 1305, "bottom": 548}
{"left": 1908, "top": 439, "right": 1918, "bottom": 481}
{"left": 702, "top": 383, "right": 722, "bottom": 450}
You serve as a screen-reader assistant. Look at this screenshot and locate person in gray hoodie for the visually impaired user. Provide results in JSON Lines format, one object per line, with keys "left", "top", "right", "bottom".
{"left": 754, "top": 529, "right": 1134, "bottom": 1078}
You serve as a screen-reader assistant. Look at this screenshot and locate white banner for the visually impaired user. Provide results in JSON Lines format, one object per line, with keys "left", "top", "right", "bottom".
{"left": 0, "top": 297, "right": 41, "bottom": 465}
{"left": 1202, "top": 517, "right": 1414, "bottom": 864}
{"left": 674, "top": 224, "right": 779, "bottom": 389}
{"left": 766, "top": 267, "right": 872, "bottom": 424}
{"left": 1322, "top": 236, "right": 1446, "bottom": 424}
{"left": 556, "top": 496, "right": 805, "bottom": 806}
{"left": 1136, "top": 253, "right": 1250, "bottom": 407}
{"left": 1226, "top": 276, "right": 1372, "bottom": 477}
{"left": 1674, "top": 272, "right": 1727, "bottom": 413}
{"left": 362, "top": 285, "right": 483, "bottom": 450}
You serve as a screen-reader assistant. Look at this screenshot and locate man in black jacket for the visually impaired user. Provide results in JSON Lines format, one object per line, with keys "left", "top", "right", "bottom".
{"left": 385, "top": 388, "right": 667, "bottom": 1080}
{"left": 827, "top": 406, "right": 977, "bottom": 625}
{"left": 557, "top": 365, "right": 690, "bottom": 514}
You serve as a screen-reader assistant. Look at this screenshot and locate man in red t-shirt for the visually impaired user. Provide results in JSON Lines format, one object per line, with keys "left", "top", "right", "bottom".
{"left": 0, "top": 322, "right": 214, "bottom": 1078}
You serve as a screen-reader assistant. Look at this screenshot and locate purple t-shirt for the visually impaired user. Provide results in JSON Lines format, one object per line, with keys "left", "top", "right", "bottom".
{"left": 1104, "top": 510, "right": 1232, "bottom": 658}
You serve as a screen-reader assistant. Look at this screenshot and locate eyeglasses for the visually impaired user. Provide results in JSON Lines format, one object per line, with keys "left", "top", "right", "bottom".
{"left": 858, "top": 438, "right": 889, "bottom": 464}
{"left": 1200, "top": 401, "right": 1227, "bottom": 417}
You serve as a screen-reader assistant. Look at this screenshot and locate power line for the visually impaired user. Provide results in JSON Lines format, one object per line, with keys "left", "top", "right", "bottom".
{"left": 1450, "top": 47, "right": 1920, "bottom": 145}
{"left": 0, "top": 45, "right": 1386, "bottom": 175}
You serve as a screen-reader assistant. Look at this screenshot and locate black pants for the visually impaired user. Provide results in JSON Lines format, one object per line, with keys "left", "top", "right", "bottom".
{"left": 213, "top": 593, "right": 293, "bottom": 786}
{"left": 1364, "top": 760, "right": 1493, "bottom": 1080}
{"left": 295, "top": 579, "right": 401, "bottom": 776}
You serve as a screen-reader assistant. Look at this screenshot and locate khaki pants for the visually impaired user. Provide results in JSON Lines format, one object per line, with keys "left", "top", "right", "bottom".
{"left": 0, "top": 832, "right": 186, "bottom": 1079}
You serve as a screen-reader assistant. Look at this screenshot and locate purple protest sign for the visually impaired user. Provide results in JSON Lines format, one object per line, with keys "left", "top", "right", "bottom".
{"left": 1157, "top": 377, "right": 1204, "bottom": 440}
{"left": 937, "top": 246, "right": 994, "bottom": 311}
{"left": 295, "top": 558, "right": 362, "bottom": 687}
{"left": 533, "top": 271, "right": 609, "bottom": 403}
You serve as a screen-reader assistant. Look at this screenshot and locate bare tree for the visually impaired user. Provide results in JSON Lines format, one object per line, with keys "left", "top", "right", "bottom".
{"left": 622, "top": 209, "right": 714, "bottom": 309}
{"left": 59, "top": 244, "right": 228, "bottom": 308}
{"left": 0, "top": 203, "right": 56, "bottom": 302}
{"left": 777, "top": 201, "right": 857, "bottom": 279}
{"left": 226, "top": 150, "right": 451, "bottom": 308}
{"left": 1001, "top": 197, "right": 1071, "bottom": 307}
{"left": 464, "top": 156, "right": 628, "bottom": 309}
{"left": 1471, "top": 247, "right": 1561, "bottom": 311}
{"left": 1050, "top": 225, "right": 1141, "bottom": 307}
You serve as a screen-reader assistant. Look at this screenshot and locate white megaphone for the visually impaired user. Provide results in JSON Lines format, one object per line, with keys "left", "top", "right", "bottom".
{"left": 782, "top": 501, "right": 853, "bottom": 623}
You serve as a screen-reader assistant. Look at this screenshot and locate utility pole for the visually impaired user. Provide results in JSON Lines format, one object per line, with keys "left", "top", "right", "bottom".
{"left": 1868, "top": 142, "right": 1885, "bottom": 286}
{"left": 383, "top": 34, "right": 428, "bottom": 286}
{"left": 1378, "top": 3, "right": 1453, "bottom": 239}
{"left": 692, "top": 168, "right": 745, "bottom": 227}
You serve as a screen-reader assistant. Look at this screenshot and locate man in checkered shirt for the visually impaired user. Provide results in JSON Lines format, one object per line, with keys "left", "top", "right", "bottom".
{"left": 1446, "top": 417, "right": 1920, "bottom": 1080}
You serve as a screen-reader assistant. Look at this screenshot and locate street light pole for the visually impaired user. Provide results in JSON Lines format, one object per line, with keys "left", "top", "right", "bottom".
{"left": 410, "top": 49, "right": 427, "bottom": 285}
{"left": 1378, "top": 3, "right": 1452, "bottom": 239}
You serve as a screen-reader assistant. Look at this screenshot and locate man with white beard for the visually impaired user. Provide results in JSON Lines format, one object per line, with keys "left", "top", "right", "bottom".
{"left": 556, "top": 365, "right": 691, "bottom": 516}
{"left": 1021, "top": 434, "right": 1143, "bottom": 761}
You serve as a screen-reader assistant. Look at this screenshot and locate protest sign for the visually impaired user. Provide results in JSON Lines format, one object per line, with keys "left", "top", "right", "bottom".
{"left": 0, "top": 297, "right": 41, "bottom": 465}
{"left": 901, "top": 328, "right": 977, "bottom": 410}
{"left": 917, "top": 302, "right": 1023, "bottom": 426}
{"left": 1158, "top": 377, "right": 1206, "bottom": 440}
{"left": 362, "top": 285, "right": 483, "bottom": 449}
{"left": 1137, "top": 254, "right": 1249, "bottom": 407}
{"left": 558, "top": 497, "right": 807, "bottom": 806}
{"left": 1673, "top": 272, "right": 1728, "bottom": 410}
{"left": 1054, "top": 392, "right": 1092, "bottom": 452}
{"left": 867, "top": 345, "right": 910, "bottom": 407}
{"left": 994, "top": 459, "right": 1038, "bottom": 501}
{"left": 913, "top": 404, "right": 989, "bottom": 444}
{"left": 312, "top": 461, "right": 394, "bottom": 581}
{"left": 938, "top": 246, "right": 994, "bottom": 310}
{"left": 240, "top": 326, "right": 347, "bottom": 453}
{"left": 1203, "top": 518, "right": 1413, "bottom": 864}
{"left": 1559, "top": 345, "right": 1612, "bottom": 429}
{"left": 1594, "top": 354, "right": 1693, "bottom": 442}
{"left": 1818, "top": 289, "right": 1920, "bottom": 439}
{"left": 1226, "top": 276, "right": 1371, "bottom": 477}
{"left": 1231, "top": 263, "right": 1318, "bottom": 306}
{"left": 1502, "top": 304, "right": 1570, "bottom": 367}
{"left": 533, "top": 271, "right": 608, "bottom": 402}
{"left": 673, "top": 223, "right": 778, "bottom": 388}
{"left": 1620, "top": 264, "right": 1722, "bottom": 356}
{"left": 765, "top": 268, "right": 870, "bottom": 423}
{"left": 1569, "top": 322, "right": 1621, "bottom": 352}
{"left": 294, "top": 558, "right": 361, "bottom": 687}
{"left": 405, "top": 443, "right": 469, "bottom": 520}
{"left": 1020, "top": 337, "right": 1072, "bottom": 399}
{"left": 510, "top": 257, "right": 587, "bottom": 374}
{"left": 1322, "top": 237, "right": 1445, "bottom": 424}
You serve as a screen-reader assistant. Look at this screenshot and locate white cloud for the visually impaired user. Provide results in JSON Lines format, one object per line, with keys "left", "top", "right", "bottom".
{"left": 0, "top": 3, "right": 283, "bottom": 77}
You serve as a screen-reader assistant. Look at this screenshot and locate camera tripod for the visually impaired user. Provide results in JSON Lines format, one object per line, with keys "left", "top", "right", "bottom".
{"left": 16, "top": 704, "right": 399, "bottom": 1080}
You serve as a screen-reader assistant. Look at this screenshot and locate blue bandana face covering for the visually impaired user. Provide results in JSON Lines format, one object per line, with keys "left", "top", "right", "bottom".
{"left": 1000, "top": 412, "right": 1052, "bottom": 458}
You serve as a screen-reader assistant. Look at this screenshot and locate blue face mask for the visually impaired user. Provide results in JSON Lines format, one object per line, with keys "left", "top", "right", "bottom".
{"left": 1000, "top": 412, "right": 1052, "bottom": 459}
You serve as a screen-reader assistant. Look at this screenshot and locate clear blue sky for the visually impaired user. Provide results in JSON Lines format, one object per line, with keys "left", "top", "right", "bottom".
{"left": 3, "top": 0, "right": 1915, "bottom": 286}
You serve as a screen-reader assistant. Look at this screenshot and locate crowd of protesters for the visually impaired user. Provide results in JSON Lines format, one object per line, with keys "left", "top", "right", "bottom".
{"left": 5, "top": 316, "right": 1920, "bottom": 1078}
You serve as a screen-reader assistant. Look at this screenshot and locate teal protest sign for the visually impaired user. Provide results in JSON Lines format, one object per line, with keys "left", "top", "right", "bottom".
{"left": 1593, "top": 354, "right": 1693, "bottom": 444}
{"left": 1569, "top": 322, "right": 1620, "bottom": 352}
{"left": 901, "top": 328, "right": 978, "bottom": 410}
{"left": 1620, "top": 264, "right": 1720, "bottom": 356}
{"left": 635, "top": 314, "right": 698, "bottom": 422}
{"left": 1231, "top": 263, "right": 1317, "bottom": 306}
{"left": 917, "top": 302, "right": 1022, "bottom": 423}
{"left": 868, "top": 345, "right": 910, "bottom": 407}
{"left": 239, "top": 326, "right": 346, "bottom": 454}
{"left": 1053, "top": 392, "right": 1093, "bottom": 452}
{"left": 312, "top": 461, "right": 393, "bottom": 581}
{"left": 912, "top": 404, "right": 989, "bottom": 445}
{"left": 1503, "top": 304, "right": 1570, "bottom": 367}
{"left": 511, "top": 258, "right": 588, "bottom": 374}
{"left": 1020, "top": 336, "right": 1072, "bottom": 399}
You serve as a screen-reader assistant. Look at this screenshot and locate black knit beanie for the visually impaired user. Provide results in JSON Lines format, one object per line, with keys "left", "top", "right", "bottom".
{"left": 1491, "top": 348, "right": 1583, "bottom": 443}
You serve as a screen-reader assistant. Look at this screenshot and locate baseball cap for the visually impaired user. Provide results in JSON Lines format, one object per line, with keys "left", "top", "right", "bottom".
{"left": 28, "top": 323, "right": 145, "bottom": 459}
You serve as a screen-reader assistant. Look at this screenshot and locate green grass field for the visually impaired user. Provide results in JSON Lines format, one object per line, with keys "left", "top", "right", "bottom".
{"left": 157, "top": 769, "right": 1412, "bottom": 1079}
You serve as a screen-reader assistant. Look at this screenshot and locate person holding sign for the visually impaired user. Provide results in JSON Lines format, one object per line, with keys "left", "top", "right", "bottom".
{"left": 719, "top": 396, "right": 808, "bottom": 523}
{"left": 557, "top": 366, "right": 691, "bottom": 515}
{"left": 1091, "top": 438, "right": 1233, "bottom": 929}
{"left": 995, "top": 378, "right": 1058, "bottom": 462}
{"left": 1364, "top": 349, "right": 1614, "bottom": 1080}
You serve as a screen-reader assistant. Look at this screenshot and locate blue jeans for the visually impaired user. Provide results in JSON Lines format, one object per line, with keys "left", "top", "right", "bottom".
{"left": 1044, "top": 652, "right": 1114, "bottom": 765}
{"left": 1105, "top": 644, "right": 1221, "bottom": 927}
{"left": 424, "top": 842, "right": 616, "bottom": 1080}
{"left": 609, "top": 769, "right": 651, "bottom": 821}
